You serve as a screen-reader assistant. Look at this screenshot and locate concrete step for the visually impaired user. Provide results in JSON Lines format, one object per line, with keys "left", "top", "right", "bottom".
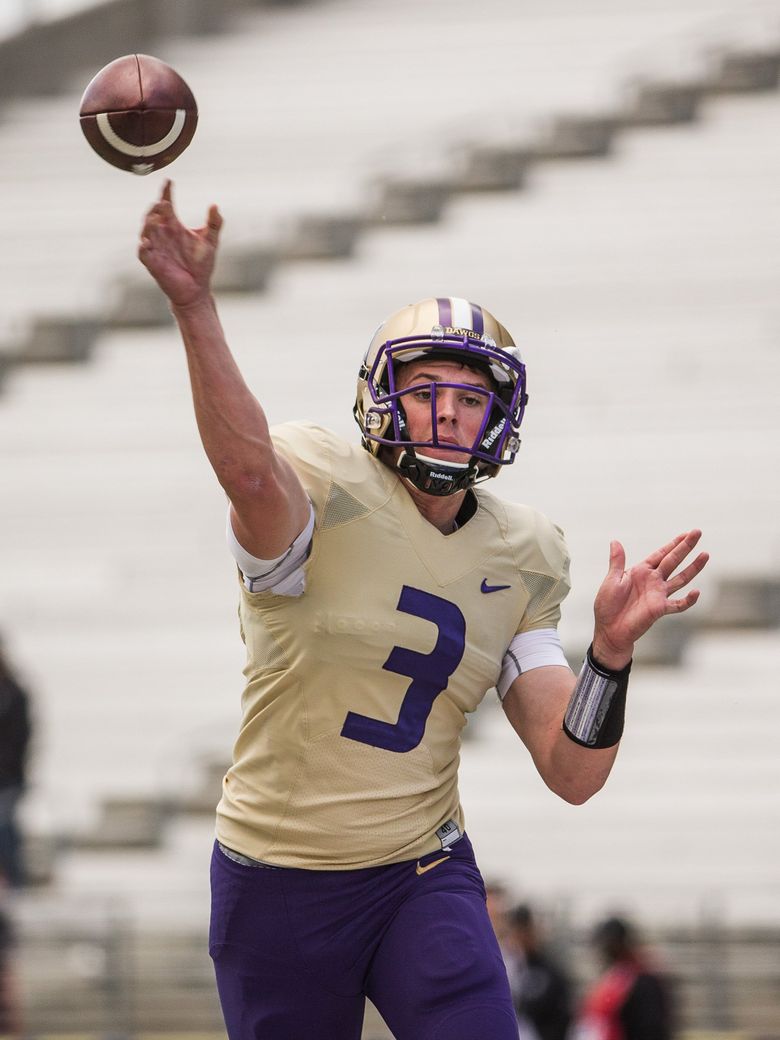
{"left": 1, "top": 0, "right": 777, "bottom": 342}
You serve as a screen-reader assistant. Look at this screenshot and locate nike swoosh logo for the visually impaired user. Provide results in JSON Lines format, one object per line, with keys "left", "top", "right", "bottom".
{"left": 415, "top": 855, "right": 450, "bottom": 876}
{"left": 481, "top": 579, "right": 511, "bottom": 594}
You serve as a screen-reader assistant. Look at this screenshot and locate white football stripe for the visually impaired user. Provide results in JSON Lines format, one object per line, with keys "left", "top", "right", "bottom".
{"left": 96, "top": 109, "right": 187, "bottom": 157}
{"left": 450, "top": 297, "right": 472, "bottom": 329}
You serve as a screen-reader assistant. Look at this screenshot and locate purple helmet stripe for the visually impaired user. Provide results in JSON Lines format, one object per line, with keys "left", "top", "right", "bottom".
{"left": 436, "top": 297, "right": 452, "bottom": 327}
{"left": 470, "top": 302, "right": 484, "bottom": 335}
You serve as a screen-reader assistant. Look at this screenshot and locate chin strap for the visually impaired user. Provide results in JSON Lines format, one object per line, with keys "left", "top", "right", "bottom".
{"left": 396, "top": 449, "right": 481, "bottom": 497}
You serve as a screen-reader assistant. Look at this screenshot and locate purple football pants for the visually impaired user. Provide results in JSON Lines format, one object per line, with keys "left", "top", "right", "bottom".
{"left": 209, "top": 834, "right": 519, "bottom": 1040}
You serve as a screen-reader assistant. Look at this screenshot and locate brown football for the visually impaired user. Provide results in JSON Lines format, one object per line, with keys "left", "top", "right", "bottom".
{"left": 79, "top": 54, "right": 198, "bottom": 175}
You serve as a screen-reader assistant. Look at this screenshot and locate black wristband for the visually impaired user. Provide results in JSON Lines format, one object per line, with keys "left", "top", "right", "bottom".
{"left": 562, "top": 644, "right": 632, "bottom": 749}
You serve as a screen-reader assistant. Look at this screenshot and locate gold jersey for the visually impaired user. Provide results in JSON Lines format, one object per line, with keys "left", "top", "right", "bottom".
{"left": 215, "top": 423, "right": 570, "bottom": 869}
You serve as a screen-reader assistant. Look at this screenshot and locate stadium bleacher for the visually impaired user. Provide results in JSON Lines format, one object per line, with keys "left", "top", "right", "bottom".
{"left": 0, "top": 0, "right": 779, "bottom": 1034}
{"left": 1, "top": 0, "right": 778, "bottom": 345}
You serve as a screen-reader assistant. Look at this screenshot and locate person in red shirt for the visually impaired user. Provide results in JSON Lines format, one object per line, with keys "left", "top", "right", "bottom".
{"left": 574, "top": 917, "right": 675, "bottom": 1040}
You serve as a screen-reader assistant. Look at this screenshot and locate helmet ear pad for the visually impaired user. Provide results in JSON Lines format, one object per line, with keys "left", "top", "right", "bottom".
{"left": 394, "top": 396, "right": 410, "bottom": 442}
{"left": 477, "top": 392, "right": 522, "bottom": 472}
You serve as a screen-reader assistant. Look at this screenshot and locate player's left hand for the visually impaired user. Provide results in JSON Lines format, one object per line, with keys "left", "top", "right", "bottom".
{"left": 591, "top": 530, "right": 709, "bottom": 669}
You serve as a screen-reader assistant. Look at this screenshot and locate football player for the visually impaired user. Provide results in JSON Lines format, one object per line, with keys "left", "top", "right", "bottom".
{"left": 138, "top": 181, "right": 708, "bottom": 1040}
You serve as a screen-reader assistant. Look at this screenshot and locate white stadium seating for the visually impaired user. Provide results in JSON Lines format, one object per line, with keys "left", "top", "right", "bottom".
{"left": 0, "top": 0, "right": 778, "bottom": 936}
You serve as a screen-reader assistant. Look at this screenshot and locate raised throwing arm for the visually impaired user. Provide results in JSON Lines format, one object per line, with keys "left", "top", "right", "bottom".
{"left": 138, "top": 181, "right": 309, "bottom": 558}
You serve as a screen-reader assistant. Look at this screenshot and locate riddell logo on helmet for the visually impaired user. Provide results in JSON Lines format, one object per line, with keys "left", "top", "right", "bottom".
{"left": 481, "top": 421, "right": 506, "bottom": 449}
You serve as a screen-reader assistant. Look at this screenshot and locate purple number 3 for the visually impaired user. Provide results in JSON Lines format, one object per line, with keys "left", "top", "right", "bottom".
{"left": 341, "top": 586, "right": 466, "bottom": 753}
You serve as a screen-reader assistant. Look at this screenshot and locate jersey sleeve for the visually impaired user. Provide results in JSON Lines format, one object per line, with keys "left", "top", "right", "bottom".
{"left": 227, "top": 501, "right": 315, "bottom": 596}
{"left": 269, "top": 420, "right": 395, "bottom": 521}
{"left": 269, "top": 421, "right": 337, "bottom": 515}
{"left": 225, "top": 423, "right": 334, "bottom": 598}
{"left": 496, "top": 628, "right": 570, "bottom": 699}
{"left": 514, "top": 516, "right": 571, "bottom": 634}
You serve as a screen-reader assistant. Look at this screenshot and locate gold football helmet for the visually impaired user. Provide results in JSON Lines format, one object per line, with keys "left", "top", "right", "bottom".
{"left": 354, "top": 297, "right": 527, "bottom": 495}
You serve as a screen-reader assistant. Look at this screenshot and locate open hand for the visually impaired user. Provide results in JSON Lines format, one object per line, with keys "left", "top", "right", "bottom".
{"left": 138, "top": 179, "right": 223, "bottom": 309}
{"left": 592, "top": 530, "right": 709, "bottom": 669}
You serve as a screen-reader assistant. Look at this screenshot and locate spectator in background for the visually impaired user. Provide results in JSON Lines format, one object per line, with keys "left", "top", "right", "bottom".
{"left": 505, "top": 903, "right": 572, "bottom": 1040}
{"left": 573, "top": 915, "right": 675, "bottom": 1040}
{"left": 485, "top": 881, "right": 514, "bottom": 955}
{"left": 0, "top": 895, "right": 22, "bottom": 1039}
{"left": 0, "top": 640, "right": 32, "bottom": 889}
